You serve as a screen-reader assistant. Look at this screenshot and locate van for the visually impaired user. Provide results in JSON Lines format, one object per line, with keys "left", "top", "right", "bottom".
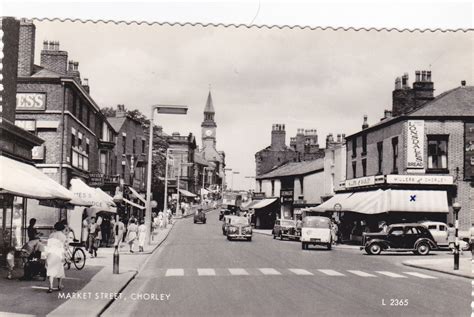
{"left": 301, "top": 216, "right": 332, "bottom": 250}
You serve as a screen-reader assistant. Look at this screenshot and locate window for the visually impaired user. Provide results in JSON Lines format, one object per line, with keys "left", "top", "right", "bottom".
{"left": 377, "top": 141, "right": 383, "bottom": 174}
{"left": 352, "top": 161, "right": 357, "bottom": 178}
{"left": 392, "top": 137, "right": 399, "bottom": 173}
{"left": 362, "top": 159, "right": 367, "bottom": 176}
{"left": 132, "top": 139, "right": 136, "bottom": 154}
{"left": 362, "top": 134, "right": 367, "bottom": 155}
{"left": 86, "top": 107, "right": 90, "bottom": 126}
{"left": 100, "top": 152, "right": 107, "bottom": 174}
{"left": 389, "top": 227, "right": 403, "bottom": 235}
{"left": 78, "top": 100, "right": 83, "bottom": 122}
{"left": 122, "top": 164, "right": 126, "bottom": 179}
{"left": 427, "top": 135, "right": 448, "bottom": 171}
{"left": 122, "top": 136, "right": 126, "bottom": 154}
{"left": 142, "top": 140, "right": 146, "bottom": 154}
{"left": 271, "top": 180, "right": 275, "bottom": 196}
{"left": 427, "top": 225, "right": 437, "bottom": 230}
{"left": 351, "top": 138, "right": 357, "bottom": 158}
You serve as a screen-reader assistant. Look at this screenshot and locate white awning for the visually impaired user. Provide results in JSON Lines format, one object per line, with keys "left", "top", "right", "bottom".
{"left": 343, "top": 189, "right": 387, "bottom": 214}
{"left": 250, "top": 198, "right": 278, "bottom": 209}
{"left": 0, "top": 155, "right": 88, "bottom": 205}
{"left": 179, "top": 189, "right": 197, "bottom": 198}
{"left": 312, "top": 192, "right": 354, "bottom": 212}
{"left": 128, "top": 186, "right": 146, "bottom": 204}
{"left": 123, "top": 198, "right": 145, "bottom": 210}
{"left": 70, "top": 178, "right": 115, "bottom": 212}
{"left": 386, "top": 189, "right": 448, "bottom": 213}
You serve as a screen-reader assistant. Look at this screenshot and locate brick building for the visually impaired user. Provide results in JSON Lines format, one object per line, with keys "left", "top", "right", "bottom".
{"left": 255, "top": 125, "right": 325, "bottom": 177}
{"left": 318, "top": 71, "right": 473, "bottom": 238}
{"left": 15, "top": 21, "right": 118, "bottom": 226}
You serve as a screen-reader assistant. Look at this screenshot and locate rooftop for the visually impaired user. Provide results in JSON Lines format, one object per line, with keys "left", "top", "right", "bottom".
{"left": 256, "top": 159, "right": 324, "bottom": 179}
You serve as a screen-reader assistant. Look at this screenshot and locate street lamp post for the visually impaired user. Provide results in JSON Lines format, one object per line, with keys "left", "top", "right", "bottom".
{"left": 453, "top": 202, "right": 461, "bottom": 270}
{"left": 145, "top": 105, "right": 187, "bottom": 245}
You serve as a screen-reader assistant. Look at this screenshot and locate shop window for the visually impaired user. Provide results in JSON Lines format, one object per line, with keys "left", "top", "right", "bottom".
{"left": 392, "top": 137, "right": 399, "bottom": 174}
{"left": 427, "top": 135, "right": 448, "bottom": 171}
{"left": 377, "top": 141, "right": 383, "bottom": 175}
{"left": 271, "top": 180, "right": 275, "bottom": 196}
{"left": 352, "top": 161, "right": 357, "bottom": 178}
{"left": 362, "top": 134, "right": 367, "bottom": 156}
{"left": 362, "top": 159, "right": 367, "bottom": 177}
{"left": 142, "top": 139, "right": 146, "bottom": 154}
{"left": 351, "top": 138, "right": 357, "bottom": 158}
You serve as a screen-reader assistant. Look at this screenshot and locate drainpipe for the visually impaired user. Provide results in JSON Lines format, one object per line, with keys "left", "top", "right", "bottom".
{"left": 58, "top": 82, "right": 66, "bottom": 221}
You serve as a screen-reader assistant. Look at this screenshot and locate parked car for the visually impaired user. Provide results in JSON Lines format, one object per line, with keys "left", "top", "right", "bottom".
{"left": 301, "top": 216, "right": 332, "bottom": 250}
{"left": 362, "top": 223, "right": 437, "bottom": 255}
{"left": 272, "top": 219, "right": 301, "bottom": 241}
{"left": 419, "top": 221, "right": 470, "bottom": 251}
{"left": 222, "top": 215, "right": 239, "bottom": 235}
{"left": 193, "top": 209, "right": 206, "bottom": 224}
{"left": 226, "top": 216, "right": 252, "bottom": 241}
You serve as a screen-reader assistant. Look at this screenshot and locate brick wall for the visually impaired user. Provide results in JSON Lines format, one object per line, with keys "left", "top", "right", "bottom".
{"left": 17, "top": 19, "right": 34, "bottom": 77}
{"left": 1, "top": 17, "right": 20, "bottom": 122}
{"left": 255, "top": 149, "right": 297, "bottom": 176}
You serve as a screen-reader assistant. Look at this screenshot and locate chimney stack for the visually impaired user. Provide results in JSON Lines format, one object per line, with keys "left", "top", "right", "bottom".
{"left": 461, "top": 80, "right": 466, "bottom": 87}
{"left": 18, "top": 19, "right": 36, "bottom": 77}
{"left": 40, "top": 40, "right": 68, "bottom": 75}
{"left": 337, "top": 134, "right": 342, "bottom": 143}
{"left": 412, "top": 69, "right": 434, "bottom": 108}
{"left": 116, "top": 104, "right": 127, "bottom": 118}
{"left": 392, "top": 70, "right": 434, "bottom": 116}
{"left": 401, "top": 73, "right": 409, "bottom": 88}
{"left": 362, "top": 115, "right": 369, "bottom": 129}
{"left": 83, "top": 78, "right": 90, "bottom": 93}
{"left": 382, "top": 109, "right": 392, "bottom": 120}
{"left": 271, "top": 124, "right": 286, "bottom": 150}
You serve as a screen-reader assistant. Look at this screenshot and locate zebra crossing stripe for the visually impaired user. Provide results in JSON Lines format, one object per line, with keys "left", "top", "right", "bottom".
{"left": 259, "top": 268, "right": 281, "bottom": 275}
{"left": 403, "top": 272, "right": 437, "bottom": 279}
{"left": 197, "top": 268, "right": 216, "bottom": 276}
{"left": 318, "top": 269, "right": 345, "bottom": 276}
{"left": 376, "top": 271, "right": 407, "bottom": 278}
{"left": 288, "top": 269, "right": 313, "bottom": 276}
{"left": 165, "top": 269, "right": 184, "bottom": 277}
{"left": 228, "top": 268, "right": 249, "bottom": 276}
{"left": 347, "top": 270, "right": 376, "bottom": 277}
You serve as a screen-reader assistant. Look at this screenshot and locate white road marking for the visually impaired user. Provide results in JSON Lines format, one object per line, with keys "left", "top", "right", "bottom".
{"left": 347, "top": 270, "right": 376, "bottom": 277}
{"left": 259, "top": 268, "right": 282, "bottom": 275}
{"left": 318, "top": 269, "right": 345, "bottom": 276}
{"left": 165, "top": 269, "right": 184, "bottom": 277}
{"left": 228, "top": 268, "right": 249, "bottom": 276}
{"left": 376, "top": 271, "right": 407, "bottom": 278}
{"left": 30, "top": 286, "right": 50, "bottom": 290}
{"left": 0, "top": 312, "right": 36, "bottom": 317}
{"left": 403, "top": 272, "right": 437, "bottom": 279}
{"left": 288, "top": 268, "right": 313, "bottom": 276}
{"left": 197, "top": 268, "right": 216, "bottom": 276}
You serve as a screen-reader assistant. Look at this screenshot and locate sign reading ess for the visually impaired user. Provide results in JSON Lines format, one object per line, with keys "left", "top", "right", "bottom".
{"left": 406, "top": 120, "right": 425, "bottom": 169}
{"left": 16, "top": 93, "right": 46, "bottom": 111}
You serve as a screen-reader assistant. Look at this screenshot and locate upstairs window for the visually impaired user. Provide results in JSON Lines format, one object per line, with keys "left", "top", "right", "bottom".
{"left": 377, "top": 141, "right": 383, "bottom": 174}
{"left": 362, "top": 134, "right": 367, "bottom": 155}
{"left": 142, "top": 139, "right": 146, "bottom": 154}
{"left": 392, "top": 137, "right": 399, "bottom": 173}
{"left": 427, "top": 135, "right": 448, "bottom": 171}
{"left": 122, "top": 136, "right": 126, "bottom": 154}
{"left": 351, "top": 138, "right": 357, "bottom": 158}
{"left": 352, "top": 161, "right": 357, "bottom": 178}
{"left": 132, "top": 139, "right": 136, "bottom": 154}
{"left": 362, "top": 158, "right": 367, "bottom": 177}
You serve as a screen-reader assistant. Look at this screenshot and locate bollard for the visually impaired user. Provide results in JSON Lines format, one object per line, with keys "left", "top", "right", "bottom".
{"left": 113, "top": 245, "right": 120, "bottom": 274}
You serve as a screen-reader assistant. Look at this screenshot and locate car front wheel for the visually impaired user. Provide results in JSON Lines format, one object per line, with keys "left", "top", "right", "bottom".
{"left": 416, "top": 242, "right": 430, "bottom": 255}
{"left": 368, "top": 243, "right": 382, "bottom": 255}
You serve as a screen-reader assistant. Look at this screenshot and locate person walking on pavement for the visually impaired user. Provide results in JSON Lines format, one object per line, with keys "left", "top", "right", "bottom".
{"left": 447, "top": 223, "right": 456, "bottom": 254}
{"left": 46, "top": 222, "right": 67, "bottom": 293}
{"left": 88, "top": 217, "right": 98, "bottom": 258}
{"left": 113, "top": 216, "right": 125, "bottom": 247}
{"left": 331, "top": 219, "right": 339, "bottom": 245}
{"left": 81, "top": 212, "right": 89, "bottom": 249}
{"left": 137, "top": 219, "right": 146, "bottom": 252}
{"left": 101, "top": 216, "right": 111, "bottom": 247}
{"left": 127, "top": 219, "right": 138, "bottom": 253}
{"left": 158, "top": 211, "right": 164, "bottom": 229}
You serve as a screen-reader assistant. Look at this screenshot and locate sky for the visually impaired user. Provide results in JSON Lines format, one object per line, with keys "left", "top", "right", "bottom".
{"left": 33, "top": 21, "right": 473, "bottom": 190}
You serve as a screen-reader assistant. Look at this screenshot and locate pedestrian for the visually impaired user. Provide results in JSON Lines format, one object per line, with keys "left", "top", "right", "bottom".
{"left": 109, "top": 217, "right": 116, "bottom": 246}
{"left": 331, "top": 219, "right": 338, "bottom": 245}
{"left": 113, "top": 216, "right": 125, "bottom": 247}
{"left": 60, "top": 219, "right": 75, "bottom": 244}
{"left": 158, "top": 211, "right": 164, "bottom": 229}
{"left": 447, "top": 223, "right": 456, "bottom": 254}
{"left": 101, "top": 216, "right": 111, "bottom": 247}
{"left": 81, "top": 212, "right": 89, "bottom": 249}
{"left": 20, "top": 234, "right": 45, "bottom": 281}
{"left": 6, "top": 247, "right": 15, "bottom": 280}
{"left": 88, "top": 217, "right": 98, "bottom": 257}
{"left": 137, "top": 219, "right": 146, "bottom": 252}
{"left": 127, "top": 219, "right": 138, "bottom": 253}
{"left": 167, "top": 208, "right": 173, "bottom": 225}
{"left": 27, "top": 218, "right": 42, "bottom": 241}
{"left": 45, "top": 222, "right": 67, "bottom": 293}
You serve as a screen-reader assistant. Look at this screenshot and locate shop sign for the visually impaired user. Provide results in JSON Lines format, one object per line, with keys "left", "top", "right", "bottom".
{"left": 252, "top": 192, "right": 265, "bottom": 199}
{"left": 15, "top": 119, "right": 36, "bottom": 132}
{"left": 16, "top": 93, "right": 46, "bottom": 111}
{"left": 280, "top": 189, "right": 294, "bottom": 203}
{"left": 386, "top": 174, "right": 453, "bottom": 185}
{"left": 406, "top": 120, "right": 425, "bottom": 169}
{"left": 345, "top": 176, "right": 375, "bottom": 188}
{"left": 465, "top": 123, "right": 474, "bottom": 180}
{"left": 32, "top": 145, "right": 45, "bottom": 160}
{"left": 89, "top": 172, "right": 104, "bottom": 187}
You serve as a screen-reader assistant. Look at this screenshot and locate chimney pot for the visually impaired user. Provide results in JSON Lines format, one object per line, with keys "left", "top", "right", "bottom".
{"left": 461, "top": 80, "right": 466, "bottom": 86}
{"left": 43, "top": 40, "right": 48, "bottom": 50}
{"left": 421, "top": 70, "right": 427, "bottom": 82}
{"left": 362, "top": 115, "right": 369, "bottom": 129}
{"left": 426, "top": 71, "right": 432, "bottom": 82}
{"left": 415, "top": 70, "right": 421, "bottom": 82}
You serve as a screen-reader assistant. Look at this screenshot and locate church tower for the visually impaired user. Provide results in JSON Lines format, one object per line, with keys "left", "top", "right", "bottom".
{"left": 201, "top": 91, "right": 217, "bottom": 149}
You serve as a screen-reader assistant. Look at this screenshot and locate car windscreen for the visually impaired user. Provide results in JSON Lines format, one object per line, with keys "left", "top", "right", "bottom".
{"left": 231, "top": 217, "right": 249, "bottom": 225}
{"left": 303, "top": 217, "right": 330, "bottom": 228}
{"left": 281, "top": 220, "right": 295, "bottom": 226}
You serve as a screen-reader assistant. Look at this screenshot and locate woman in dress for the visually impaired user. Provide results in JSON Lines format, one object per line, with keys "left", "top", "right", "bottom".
{"left": 88, "top": 217, "right": 98, "bottom": 257}
{"left": 46, "top": 222, "right": 67, "bottom": 293}
{"left": 127, "top": 219, "right": 138, "bottom": 253}
{"left": 81, "top": 211, "right": 89, "bottom": 249}
{"left": 137, "top": 219, "right": 146, "bottom": 252}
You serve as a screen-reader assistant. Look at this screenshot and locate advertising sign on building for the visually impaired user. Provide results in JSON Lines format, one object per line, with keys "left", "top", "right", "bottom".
{"left": 406, "top": 120, "right": 425, "bottom": 169}
{"left": 387, "top": 174, "right": 453, "bottom": 185}
{"left": 280, "top": 189, "right": 294, "bottom": 203}
{"left": 345, "top": 176, "right": 375, "bottom": 188}
{"left": 89, "top": 172, "right": 105, "bottom": 187}
{"left": 16, "top": 93, "right": 46, "bottom": 111}
{"left": 465, "top": 122, "right": 474, "bottom": 180}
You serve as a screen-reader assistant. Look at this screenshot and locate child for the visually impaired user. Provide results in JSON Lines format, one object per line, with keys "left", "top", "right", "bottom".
{"left": 6, "top": 247, "right": 15, "bottom": 280}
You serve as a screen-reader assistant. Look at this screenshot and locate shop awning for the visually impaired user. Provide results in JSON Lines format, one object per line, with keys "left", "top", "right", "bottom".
{"left": 128, "top": 186, "right": 146, "bottom": 204}
{"left": 123, "top": 198, "right": 145, "bottom": 210}
{"left": 70, "top": 178, "right": 116, "bottom": 212}
{"left": 343, "top": 189, "right": 387, "bottom": 214}
{"left": 0, "top": 155, "right": 88, "bottom": 204}
{"left": 386, "top": 189, "right": 448, "bottom": 213}
{"left": 241, "top": 200, "right": 259, "bottom": 210}
{"left": 312, "top": 192, "right": 353, "bottom": 212}
{"left": 179, "top": 189, "right": 197, "bottom": 198}
{"left": 250, "top": 198, "right": 278, "bottom": 209}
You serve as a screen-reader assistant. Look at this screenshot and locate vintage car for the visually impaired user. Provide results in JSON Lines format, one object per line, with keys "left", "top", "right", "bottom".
{"left": 362, "top": 223, "right": 438, "bottom": 255}
{"left": 419, "top": 221, "right": 470, "bottom": 251}
{"left": 272, "top": 219, "right": 301, "bottom": 241}
{"left": 222, "top": 215, "right": 239, "bottom": 235}
{"left": 193, "top": 209, "right": 206, "bottom": 224}
{"left": 226, "top": 216, "right": 252, "bottom": 241}
{"left": 301, "top": 216, "right": 332, "bottom": 250}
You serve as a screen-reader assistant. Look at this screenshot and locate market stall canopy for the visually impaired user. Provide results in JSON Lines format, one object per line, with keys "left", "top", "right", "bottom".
{"left": 70, "top": 178, "right": 116, "bottom": 213}
{"left": 249, "top": 198, "right": 278, "bottom": 209}
{"left": 0, "top": 155, "right": 88, "bottom": 205}
{"left": 179, "top": 189, "right": 197, "bottom": 198}
{"left": 123, "top": 198, "right": 145, "bottom": 210}
{"left": 128, "top": 186, "right": 146, "bottom": 204}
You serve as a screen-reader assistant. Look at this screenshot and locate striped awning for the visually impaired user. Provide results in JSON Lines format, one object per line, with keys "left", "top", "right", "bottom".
{"left": 250, "top": 198, "right": 278, "bottom": 209}
{"left": 179, "top": 189, "right": 197, "bottom": 198}
{"left": 123, "top": 198, "right": 145, "bottom": 210}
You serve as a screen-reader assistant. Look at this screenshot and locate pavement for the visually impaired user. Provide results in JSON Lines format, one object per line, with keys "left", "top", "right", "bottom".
{"left": 402, "top": 256, "right": 472, "bottom": 279}
{"left": 104, "top": 209, "right": 471, "bottom": 317}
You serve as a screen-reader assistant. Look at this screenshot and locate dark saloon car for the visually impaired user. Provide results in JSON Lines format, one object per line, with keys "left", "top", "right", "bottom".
{"left": 362, "top": 223, "right": 438, "bottom": 255}
{"left": 193, "top": 209, "right": 206, "bottom": 224}
{"left": 226, "top": 216, "right": 252, "bottom": 241}
{"left": 272, "top": 219, "right": 301, "bottom": 241}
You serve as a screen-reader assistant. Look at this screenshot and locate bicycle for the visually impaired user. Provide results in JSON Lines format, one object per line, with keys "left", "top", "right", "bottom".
{"left": 64, "top": 240, "right": 86, "bottom": 270}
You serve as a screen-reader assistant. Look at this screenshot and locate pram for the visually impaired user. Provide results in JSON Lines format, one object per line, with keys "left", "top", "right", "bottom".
{"left": 20, "top": 251, "right": 46, "bottom": 281}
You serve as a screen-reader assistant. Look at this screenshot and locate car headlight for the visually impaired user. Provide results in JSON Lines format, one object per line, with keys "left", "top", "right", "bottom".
{"left": 243, "top": 226, "right": 252, "bottom": 233}
{"left": 228, "top": 226, "right": 238, "bottom": 233}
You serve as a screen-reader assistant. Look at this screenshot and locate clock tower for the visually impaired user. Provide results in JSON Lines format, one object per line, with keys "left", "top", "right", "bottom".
{"left": 201, "top": 91, "right": 217, "bottom": 149}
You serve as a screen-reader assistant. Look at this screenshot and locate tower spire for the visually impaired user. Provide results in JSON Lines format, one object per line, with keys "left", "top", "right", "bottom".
{"left": 204, "top": 90, "right": 215, "bottom": 114}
